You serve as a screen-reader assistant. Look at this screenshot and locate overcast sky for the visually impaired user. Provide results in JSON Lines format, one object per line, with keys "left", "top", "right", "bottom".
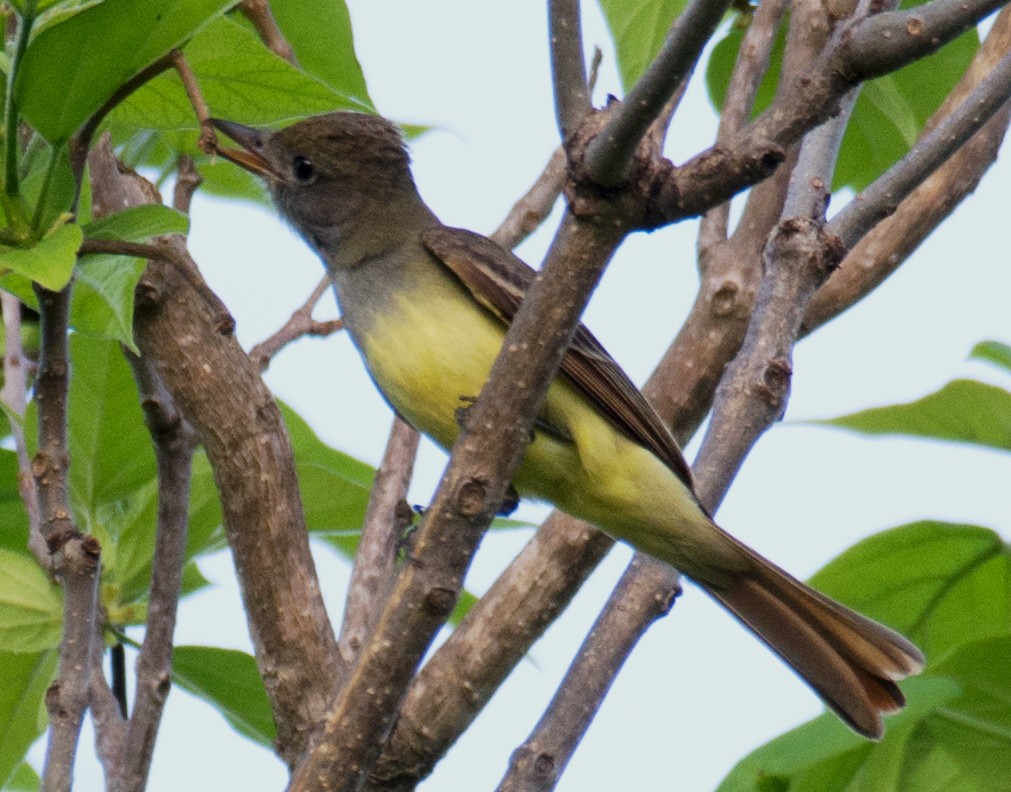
{"left": 44, "top": 3, "right": 1011, "bottom": 791}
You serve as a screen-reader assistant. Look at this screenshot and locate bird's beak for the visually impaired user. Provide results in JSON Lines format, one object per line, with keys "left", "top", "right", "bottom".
{"left": 208, "top": 119, "right": 279, "bottom": 179}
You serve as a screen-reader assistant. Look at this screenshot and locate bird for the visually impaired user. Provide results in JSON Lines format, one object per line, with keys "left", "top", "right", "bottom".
{"left": 209, "top": 111, "right": 924, "bottom": 738}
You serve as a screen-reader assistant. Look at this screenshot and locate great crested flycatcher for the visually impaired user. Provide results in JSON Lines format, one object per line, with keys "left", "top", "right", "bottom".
{"left": 210, "top": 111, "right": 923, "bottom": 738}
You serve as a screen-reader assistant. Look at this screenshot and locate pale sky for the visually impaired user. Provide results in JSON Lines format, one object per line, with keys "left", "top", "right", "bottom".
{"left": 43, "top": 2, "right": 1011, "bottom": 790}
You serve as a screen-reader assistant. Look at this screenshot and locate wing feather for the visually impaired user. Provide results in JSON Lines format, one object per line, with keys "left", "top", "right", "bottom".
{"left": 421, "top": 226, "right": 695, "bottom": 490}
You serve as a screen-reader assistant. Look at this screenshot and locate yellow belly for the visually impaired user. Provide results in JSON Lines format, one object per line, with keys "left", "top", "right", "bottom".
{"left": 357, "top": 283, "right": 740, "bottom": 582}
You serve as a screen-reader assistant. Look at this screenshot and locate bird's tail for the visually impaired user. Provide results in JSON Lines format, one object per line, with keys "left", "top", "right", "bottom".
{"left": 700, "top": 532, "right": 925, "bottom": 738}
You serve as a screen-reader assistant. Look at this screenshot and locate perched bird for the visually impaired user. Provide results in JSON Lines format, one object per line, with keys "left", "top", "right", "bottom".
{"left": 210, "top": 111, "right": 924, "bottom": 738}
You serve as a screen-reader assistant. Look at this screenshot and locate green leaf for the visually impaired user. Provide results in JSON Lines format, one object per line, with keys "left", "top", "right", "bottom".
{"left": 0, "top": 222, "right": 81, "bottom": 291}
{"left": 172, "top": 646, "right": 275, "bottom": 747}
{"left": 23, "top": 334, "right": 154, "bottom": 512}
{"left": 3, "top": 760, "right": 40, "bottom": 792}
{"left": 82, "top": 204, "right": 189, "bottom": 241}
{"left": 715, "top": 676, "right": 962, "bottom": 792}
{"left": 0, "top": 649, "right": 58, "bottom": 788}
{"left": 71, "top": 253, "right": 146, "bottom": 351}
{"left": 705, "top": 16, "right": 784, "bottom": 120}
{"left": 0, "top": 450, "right": 30, "bottom": 554}
{"left": 279, "top": 401, "right": 374, "bottom": 546}
{"left": 815, "top": 379, "right": 1011, "bottom": 453}
{"left": 925, "top": 636, "right": 1011, "bottom": 789}
{"left": 835, "top": 16, "right": 977, "bottom": 191}
{"left": 19, "top": 142, "right": 75, "bottom": 236}
{"left": 597, "top": 0, "right": 688, "bottom": 92}
{"left": 109, "top": 15, "right": 367, "bottom": 135}
{"left": 15, "top": 0, "right": 233, "bottom": 142}
{"left": 971, "top": 340, "right": 1011, "bottom": 373}
{"left": 0, "top": 550, "right": 62, "bottom": 653}
{"left": 269, "top": 0, "right": 371, "bottom": 104}
{"left": 67, "top": 335, "right": 154, "bottom": 507}
{"left": 809, "top": 522, "right": 1010, "bottom": 660}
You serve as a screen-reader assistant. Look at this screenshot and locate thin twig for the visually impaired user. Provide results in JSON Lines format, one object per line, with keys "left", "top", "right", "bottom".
{"left": 699, "top": 0, "right": 789, "bottom": 247}
{"left": 172, "top": 154, "right": 202, "bottom": 213}
{"left": 489, "top": 147, "right": 567, "bottom": 250}
{"left": 335, "top": 417, "right": 420, "bottom": 682}
{"left": 240, "top": 0, "right": 297, "bottom": 63}
{"left": 584, "top": 0, "right": 734, "bottom": 185}
{"left": 549, "top": 0, "right": 591, "bottom": 138}
{"left": 116, "top": 352, "right": 196, "bottom": 792}
{"left": 248, "top": 276, "right": 343, "bottom": 371}
{"left": 0, "top": 292, "right": 44, "bottom": 565}
{"left": 497, "top": 553, "right": 678, "bottom": 791}
{"left": 170, "top": 50, "right": 215, "bottom": 153}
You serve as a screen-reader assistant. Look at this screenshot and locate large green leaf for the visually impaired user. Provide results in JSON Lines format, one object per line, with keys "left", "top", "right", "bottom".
{"left": 82, "top": 203, "right": 189, "bottom": 241}
{"left": 0, "top": 649, "right": 58, "bottom": 788}
{"left": 719, "top": 630, "right": 1011, "bottom": 792}
{"left": 15, "top": 0, "right": 233, "bottom": 142}
{"left": 70, "top": 253, "right": 147, "bottom": 351}
{"left": 0, "top": 550, "right": 62, "bottom": 653}
{"left": 279, "top": 401, "right": 374, "bottom": 549}
{"left": 269, "top": 0, "right": 371, "bottom": 105}
{"left": 924, "top": 636, "right": 1011, "bottom": 789}
{"left": 715, "top": 676, "right": 963, "bottom": 792}
{"left": 172, "top": 645, "right": 275, "bottom": 747}
{"left": 63, "top": 334, "right": 155, "bottom": 508}
{"left": 109, "top": 14, "right": 367, "bottom": 135}
{"left": 809, "top": 521, "right": 1010, "bottom": 660}
{"left": 816, "top": 379, "right": 1011, "bottom": 453}
{"left": 0, "top": 222, "right": 81, "bottom": 291}
{"left": 597, "top": 0, "right": 688, "bottom": 92}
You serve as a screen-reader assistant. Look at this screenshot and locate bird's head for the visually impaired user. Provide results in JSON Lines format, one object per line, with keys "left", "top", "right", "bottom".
{"left": 210, "top": 112, "right": 419, "bottom": 254}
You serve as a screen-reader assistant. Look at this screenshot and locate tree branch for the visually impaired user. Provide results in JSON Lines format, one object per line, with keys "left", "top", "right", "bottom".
{"left": 497, "top": 553, "right": 679, "bottom": 791}
{"left": 548, "top": 0, "right": 591, "bottom": 138}
{"left": 88, "top": 140, "right": 340, "bottom": 766}
{"left": 650, "top": 0, "right": 1007, "bottom": 225}
{"left": 828, "top": 49, "right": 1011, "bottom": 247}
{"left": 115, "top": 352, "right": 196, "bottom": 792}
{"left": 335, "top": 417, "right": 420, "bottom": 684}
{"left": 240, "top": 0, "right": 297, "bottom": 63}
{"left": 804, "top": 4, "right": 1011, "bottom": 330}
{"left": 248, "top": 276, "right": 343, "bottom": 372}
{"left": 490, "top": 147, "right": 567, "bottom": 250}
{"left": 699, "top": 0, "right": 789, "bottom": 248}
{"left": 844, "top": 0, "right": 1004, "bottom": 80}
{"left": 584, "top": 0, "right": 735, "bottom": 185}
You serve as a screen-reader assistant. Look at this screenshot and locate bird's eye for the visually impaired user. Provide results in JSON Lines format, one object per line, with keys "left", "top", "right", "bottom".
{"left": 292, "top": 155, "right": 315, "bottom": 183}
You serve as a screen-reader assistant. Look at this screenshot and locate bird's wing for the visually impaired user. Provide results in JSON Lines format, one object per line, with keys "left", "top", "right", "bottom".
{"left": 421, "top": 226, "right": 695, "bottom": 490}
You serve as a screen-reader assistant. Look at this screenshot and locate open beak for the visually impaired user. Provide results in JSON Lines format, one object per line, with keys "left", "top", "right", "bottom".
{"left": 208, "top": 119, "right": 279, "bottom": 179}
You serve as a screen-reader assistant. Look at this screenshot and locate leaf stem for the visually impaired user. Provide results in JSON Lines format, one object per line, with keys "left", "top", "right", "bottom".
{"left": 5, "top": 4, "right": 35, "bottom": 198}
